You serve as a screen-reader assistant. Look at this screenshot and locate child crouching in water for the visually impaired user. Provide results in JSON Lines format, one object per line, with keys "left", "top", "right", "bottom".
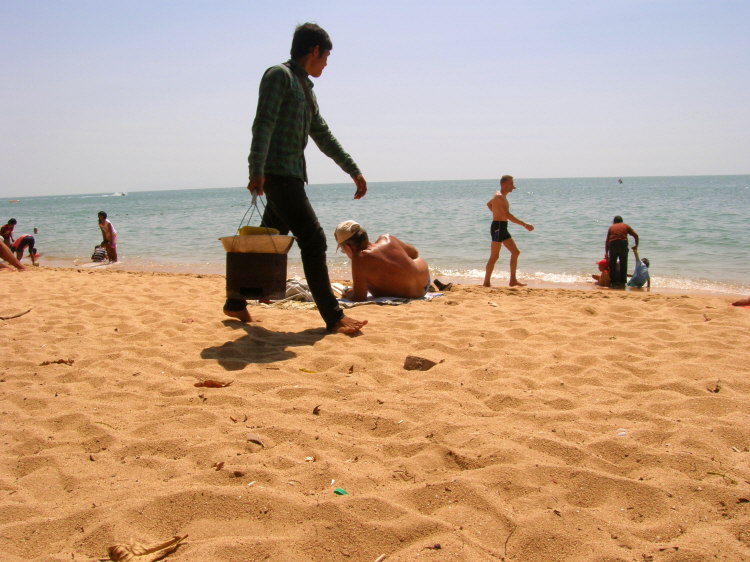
{"left": 592, "top": 258, "right": 610, "bottom": 287}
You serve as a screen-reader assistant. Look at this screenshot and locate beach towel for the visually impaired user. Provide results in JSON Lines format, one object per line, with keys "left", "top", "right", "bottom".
{"left": 257, "top": 280, "right": 444, "bottom": 309}
{"left": 337, "top": 292, "right": 445, "bottom": 308}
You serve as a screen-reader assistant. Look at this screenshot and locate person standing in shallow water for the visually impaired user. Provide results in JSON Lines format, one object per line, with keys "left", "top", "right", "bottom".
{"left": 605, "top": 215, "right": 638, "bottom": 287}
{"left": 483, "top": 175, "right": 534, "bottom": 287}
{"left": 98, "top": 211, "right": 118, "bottom": 263}
{"left": 224, "top": 22, "right": 368, "bottom": 334}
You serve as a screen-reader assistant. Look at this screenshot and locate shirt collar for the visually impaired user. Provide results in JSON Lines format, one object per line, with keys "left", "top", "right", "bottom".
{"left": 287, "top": 59, "right": 314, "bottom": 88}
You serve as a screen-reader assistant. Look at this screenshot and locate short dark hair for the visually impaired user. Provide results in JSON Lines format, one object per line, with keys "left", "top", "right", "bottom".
{"left": 500, "top": 175, "right": 514, "bottom": 185}
{"left": 98, "top": 211, "right": 107, "bottom": 219}
{"left": 613, "top": 215, "right": 623, "bottom": 223}
{"left": 8, "top": 218, "right": 16, "bottom": 225}
{"left": 290, "top": 23, "right": 332, "bottom": 59}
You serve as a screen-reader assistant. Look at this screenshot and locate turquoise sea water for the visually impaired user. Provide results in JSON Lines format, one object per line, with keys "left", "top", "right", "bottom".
{"left": 2, "top": 175, "right": 748, "bottom": 294}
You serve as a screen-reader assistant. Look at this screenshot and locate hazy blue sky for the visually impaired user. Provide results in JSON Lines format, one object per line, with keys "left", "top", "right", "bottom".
{"left": 1, "top": 0, "right": 748, "bottom": 197}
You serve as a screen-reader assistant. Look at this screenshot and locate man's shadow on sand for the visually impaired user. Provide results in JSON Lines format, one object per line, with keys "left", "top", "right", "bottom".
{"left": 200, "top": 320, "right": 327, "bottom": 371}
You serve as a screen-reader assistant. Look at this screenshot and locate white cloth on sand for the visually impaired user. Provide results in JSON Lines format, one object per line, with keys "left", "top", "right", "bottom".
{"left": 257, "top": 280, "right": 444, "bottom": 309}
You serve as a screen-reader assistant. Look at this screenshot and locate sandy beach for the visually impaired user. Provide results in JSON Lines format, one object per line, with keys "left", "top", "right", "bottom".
{"left": 1, "top": 267, "right": 749, "bottom": 561}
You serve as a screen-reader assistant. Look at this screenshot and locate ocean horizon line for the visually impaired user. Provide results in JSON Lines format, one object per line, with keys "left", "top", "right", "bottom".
{"left": 3, "top": 172, "right": 748, "bottom": 200}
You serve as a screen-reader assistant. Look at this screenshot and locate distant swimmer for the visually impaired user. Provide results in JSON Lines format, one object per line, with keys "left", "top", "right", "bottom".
{"left": 483, "top": 175, "right": 534, "bottom": 288}
{"left": 618, "top": 178, "right": 623, "bottom": 184}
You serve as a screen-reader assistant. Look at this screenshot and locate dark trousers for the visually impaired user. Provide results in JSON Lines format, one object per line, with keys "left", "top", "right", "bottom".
{"left": 608, "top": 240, "right": 629, "bottom": 286}
{"left": 15, "top": 236, "right": 36, "bottom": 256}
{"left": 224, "top": 175, "right": 343, "bottom": 331}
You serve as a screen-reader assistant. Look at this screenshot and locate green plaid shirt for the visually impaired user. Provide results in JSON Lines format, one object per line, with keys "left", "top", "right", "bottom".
{"left": 248, "top": 59, "right": 360, "bottom": 182}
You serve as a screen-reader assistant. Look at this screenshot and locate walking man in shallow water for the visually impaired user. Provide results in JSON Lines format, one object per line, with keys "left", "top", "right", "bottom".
{"left": 224, "top": 23, "right": 367, "bottom": 334}
{"left": 483, "top": 175, "right": 534, "bottom": 287}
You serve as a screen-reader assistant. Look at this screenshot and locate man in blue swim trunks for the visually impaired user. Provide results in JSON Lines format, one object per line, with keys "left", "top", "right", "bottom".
{"left": 483, "top": 175, "right": 534, "bottom": 287}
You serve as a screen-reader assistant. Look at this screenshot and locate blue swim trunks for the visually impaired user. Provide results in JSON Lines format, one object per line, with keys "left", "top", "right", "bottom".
{"left": 491, "top": 220, "right": 511, "bottom": 243}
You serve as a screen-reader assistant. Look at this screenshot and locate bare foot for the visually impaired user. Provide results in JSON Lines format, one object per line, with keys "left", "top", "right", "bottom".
{"left": 332, "top": 315, "right": 367, "bottom": 334}
{"left": 509, "top": 280, "right": 527, "bottom": 287}
{"left": 482, "top": 282, "right": 491, "bottom": 287}
{"left": 732, "top": 297, "right": 750, "bottom": 307}
{"left": 223, "top": 307, "right": 252, "bottom": 322}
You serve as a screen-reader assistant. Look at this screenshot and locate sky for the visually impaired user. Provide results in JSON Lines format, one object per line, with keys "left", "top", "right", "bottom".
{"left": 1, "top": 0, "right": 749, "bottom": 197}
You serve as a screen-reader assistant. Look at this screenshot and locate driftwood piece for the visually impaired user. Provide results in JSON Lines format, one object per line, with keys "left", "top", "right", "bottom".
{"left": 0, "top": 308, "right": 31, "bottom": 320}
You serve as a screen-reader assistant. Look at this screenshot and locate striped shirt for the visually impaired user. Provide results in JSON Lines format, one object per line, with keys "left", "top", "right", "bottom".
{"left": 247, "top": 59, "right": 360, "bottom": 183}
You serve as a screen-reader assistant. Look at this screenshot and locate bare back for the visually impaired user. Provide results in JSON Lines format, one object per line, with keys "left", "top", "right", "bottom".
{"left": 350, "top": 234, "right": 429, "bottom": 299}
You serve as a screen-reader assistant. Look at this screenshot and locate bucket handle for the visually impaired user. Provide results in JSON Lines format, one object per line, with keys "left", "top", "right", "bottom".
{"left": 225, "top": 192, "right": 289, "bottom": 254}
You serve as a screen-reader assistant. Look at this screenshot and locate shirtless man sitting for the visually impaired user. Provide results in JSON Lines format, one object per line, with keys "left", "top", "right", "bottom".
{"left": 334, "top": 220, "right": 430, "bottom": 302}
{"left": 483, "top": 175, "right": 534, "bottom": 287}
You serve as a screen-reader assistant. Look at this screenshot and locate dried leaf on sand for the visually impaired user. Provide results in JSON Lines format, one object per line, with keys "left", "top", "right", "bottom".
{"left": 105, "top": 534, "right": 188, "bottom": 561}
{"left": 194, "top": 379, "right": 233, "bottom": 388}
{"left": 246, "top": 432, "right": 265, "bottom": 447}
{"left": 403, "top": 355, "right": 437, "bottom": 371}
{"left": 40, "top": 359, "right": 74, "bottom": 366}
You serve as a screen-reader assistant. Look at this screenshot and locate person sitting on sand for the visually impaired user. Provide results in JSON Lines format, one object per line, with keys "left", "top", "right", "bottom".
{"left": 10, "top": 234, "right": 39, "bottom": 266}
{"left": 592, "top": 258, "right": 610, "bottom": 287}
{"left": 334, "top": 220, "right": 430, "bottom": 302}
{"left": 627, "top": 247, "right": 650, "bottom": 289}
{"left": 1, "top": 218, "right": 16, "bottom": 247}
{"left": 0, "top": 239, "right": 26, "bottom": 271}
{"left": 483, "top": 175, "right": 534, "bottom": 287}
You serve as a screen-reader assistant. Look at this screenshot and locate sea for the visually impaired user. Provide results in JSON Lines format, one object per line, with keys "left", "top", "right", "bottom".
{"left": 2, "top": 175, "right": 748, "bottom": 295}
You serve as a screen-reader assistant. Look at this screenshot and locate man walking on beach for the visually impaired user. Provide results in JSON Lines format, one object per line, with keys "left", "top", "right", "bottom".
{"left": 605, "top": 215, "right": 639, "bottom": 287}
{"left": 334, "top": 220, "right": 430, "bottom": 302}
{"left": 224, "top": 23, "right": 367, "bottom": 334}
{"left": 483, "top": 175, "right": 534, "bottom": 287}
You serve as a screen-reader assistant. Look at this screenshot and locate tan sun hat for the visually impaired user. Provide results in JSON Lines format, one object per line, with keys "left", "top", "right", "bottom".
{"left": 334, "top": 220, "right": 361, "bottom": 246}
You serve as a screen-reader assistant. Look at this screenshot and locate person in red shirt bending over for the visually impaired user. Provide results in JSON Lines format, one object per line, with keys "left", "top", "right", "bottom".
{"left": 605, "top": 215, "right": 639, "bottom": 288}
{"left": 11, "top": 234, "right": 39, "bottom": 266}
